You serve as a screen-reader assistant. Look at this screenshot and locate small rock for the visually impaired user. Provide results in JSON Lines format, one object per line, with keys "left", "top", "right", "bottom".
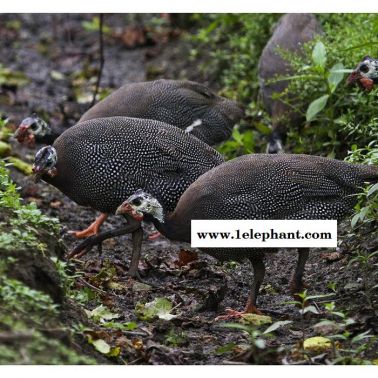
{"left": 303, "top": 336, "right": 332, "bottom": 353}
{"left": 241, "top": 313, "right": 272, "bottom": 326}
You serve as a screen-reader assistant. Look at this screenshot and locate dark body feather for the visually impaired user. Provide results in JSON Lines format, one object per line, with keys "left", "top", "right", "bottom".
{"left": 43, "top": 116, "right": 224, "bottom": 214}
{"left": 153, "top": 153, "right": 378, "bottom": 261}
{"left": 258, "top": 14, "right": 323, "bottom": 153}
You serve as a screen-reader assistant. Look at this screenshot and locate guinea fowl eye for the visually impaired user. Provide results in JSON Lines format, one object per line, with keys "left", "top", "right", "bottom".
{"left": 132, "top": 198, "right": 142, "bottom": 206}
{"left": 30, "top": 123, "right": 38, "bottom": 131}
{"left": 359, "top": 64, "right": 369, "bottom": 73}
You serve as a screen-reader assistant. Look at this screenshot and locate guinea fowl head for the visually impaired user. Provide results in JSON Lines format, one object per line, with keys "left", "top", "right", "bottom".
{"left": 15, "top": 114, "right": 51, "bottom": 145}
{"left": 116, "top": 189, "right": 164, "bottom": 223}
{"left": 347, "top": 56, "right": 378, "bottom": 91}
{"left": 32, "top": 146, "right": 58, "bottom": 181}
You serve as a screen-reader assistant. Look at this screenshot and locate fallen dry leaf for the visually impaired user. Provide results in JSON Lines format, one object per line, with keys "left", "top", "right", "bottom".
{"left": 321, "top": 251, "right": 343, "bottom": 262}
{"left": 176, "top": 249, "right": 198, "bottom": 267}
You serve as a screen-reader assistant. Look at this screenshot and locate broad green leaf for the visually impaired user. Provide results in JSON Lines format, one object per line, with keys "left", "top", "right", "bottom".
{"left": 312, "top": 41, "right": 327, "bottom": 68}
{"left": 263, "top": 320, "right": 292, "bottom": 334}
{"left": 367, "top": 183, "right": 378, "bottom": 197}
{"left": 132, "top": 281, "right": 152, "bottom": 292}
{"left": 135, "top": 297, "right": 177, "bottom": 321}
{"left": 306, "top": 293, "right": 334, "bottom": 301}
{"left": 215, "top": 342, "right": 237, "bottom": 355}
{"left": 107, "top": 346, "right": 121, "bottom": 357}
{"left": 351, "top": 212, "right": 361, "bottom": 228}
{"left": 351, "top": 330, "right": 372, "bottom": 344}
{"left": 301, "top": 305, "right": 320, "bottom": 315}
{"left": 328, "top": 63, "right": 345, "bottom": 93}
{"left": 306, "top": 95, "right": 329, "bottom": 122}
{"left": 92, "top": 339, "right": 111, "bottom": 354}
{"left": 85, "top": 305, "right": 119, "bottom": 323}
{"left": 102, "top": 321, "right": 138, "bottom": 331}
{"left": 219, "top": 323, "right": 251, "bottom": 332}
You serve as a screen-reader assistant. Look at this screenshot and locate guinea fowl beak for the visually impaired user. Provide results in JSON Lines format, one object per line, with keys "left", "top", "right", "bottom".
{"left": 14, "top": 124, "right": 29, "bottom": 142}
{"left": 14, "top": 124, "right": 35, "bottom": 145}
{"left": 346, "top": 70, "right": 360, "bottom": 86}
{"left": 116, "top": 202, "right": 131, "bottom": 215}
{"left": 32, "top": 165, "right": 43, "bottom": 182}
{"left": 115, "top": 202, "right": 144, "bottom": 221}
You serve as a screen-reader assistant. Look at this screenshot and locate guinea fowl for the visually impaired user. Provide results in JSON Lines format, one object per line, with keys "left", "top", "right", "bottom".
{"left": 32, "top": 116, "right": 223, "bottom": 276}
{"left": 258, "top": 14, "right": 322, "bottom": 153}
{"left": 116, "top": 154, "right": 378, "bottom": 315}
{"left": 16, "top": 79, "right": 244, "bottom": 146}
{"left": 347, "top": 56, "right": 378, "bottom": 91}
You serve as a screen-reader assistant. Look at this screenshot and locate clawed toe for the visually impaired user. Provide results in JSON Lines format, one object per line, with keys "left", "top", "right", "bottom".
{"left": 215, "top": 308, "right": 245, "bottom": 321}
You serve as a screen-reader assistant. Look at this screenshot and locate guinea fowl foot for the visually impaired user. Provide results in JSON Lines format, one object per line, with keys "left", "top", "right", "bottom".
{"left": 68, "top": 213, "right": 108, "bottom": 239}
{"left": 148, "top": 231, "right": 161, "bottom": 240}
{"left": 215, "top": 305, "right": 262, "bottom": 321}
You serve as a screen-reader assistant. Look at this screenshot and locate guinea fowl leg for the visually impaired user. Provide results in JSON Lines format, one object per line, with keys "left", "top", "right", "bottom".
{"left": 290, "top": 248, "right": 310, "bottom": 299}
{"left": 68, "top": 213, "right": 108, "bottom": 239}
{"left": 215, "top": 256, "right": 266, "bottom": 320}
{"left": 128, "top": 227, "right": 144, "bottom": 279}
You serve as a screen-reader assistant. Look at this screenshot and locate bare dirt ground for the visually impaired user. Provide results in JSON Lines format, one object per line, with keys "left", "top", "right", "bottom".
{"left": 1, "top": 14, "right": 377, "bottom": 364}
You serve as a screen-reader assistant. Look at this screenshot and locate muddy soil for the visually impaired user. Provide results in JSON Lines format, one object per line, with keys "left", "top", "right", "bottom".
{"left": 1, "top": 14, "right": 377, "bottom": 364}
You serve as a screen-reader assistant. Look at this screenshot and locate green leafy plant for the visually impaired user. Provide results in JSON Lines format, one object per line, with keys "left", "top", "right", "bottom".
{"left": 275, "top": 14, "right": 378, "bottom": 157}
{"left": 313, "top": 302, "right": 376, "bottom": 364}
{"left": 135, "top": 297, "right": 179, "bottom": 321}
{"left": 219, "top": 319, "right": 290, "bottom": 363}
{"left": 165, "top": 328, "right": 188, "bottom": 347}
{"left": 287, "top": 290, "right": 334, "bottom": 352}
{"left": 192, "top": 14, "right": 378, "bottom": 158}
{"left": 0, "top": 160, "right": 60, "bottom": 252}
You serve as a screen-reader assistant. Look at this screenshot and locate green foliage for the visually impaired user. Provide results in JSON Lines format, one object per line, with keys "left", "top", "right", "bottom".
{"left": 192, "top": 14, "right": 378, "bottom": 159}
{"left": 135, "top": 297, "right": 178, "bottom": 321}
{"left": 190, "top": 14, "right": 279, "bottom": 156}
{"left": 52, "top": 258, "right": 97, "bottom": 304}
{"left": 165, "top": 328, "right": 188, "bottom": 347}
{"left": 191, "top": 14, "right": 279, "bottom": 102}
{"left": 346, "top": 144, "right": 378, "bottom": 227}
{"left": 276, "top": 14, "right": 378, "bottom": 157}
{"left": 85, "top": 305, "right": 120, "bottom": 323}
{"left": 0, "top": 331, "right": 96, "bottom": 364}
{"left": 217, "top": 126, "right": 255, "bottom": 160}
{"left": 0, "top": 277, "right": 58, "bottom": 321}
{"left": 313, "top": 302, "right": 377, "bottom": 364}
{"left": 0, "top": 160, "right": 60, "bottom": 252}
{"left": 219, "top": 319, "right": 288, "bottom": 363}
{"left": 347, "top": 249, "right": 378, "bottom": 309}
{"left": 0, "top": 264, "right": 95, "bottom": 364}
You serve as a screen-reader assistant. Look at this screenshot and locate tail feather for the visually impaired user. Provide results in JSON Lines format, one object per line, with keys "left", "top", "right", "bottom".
{"left": 358, "top": 164, "right": 378, "bottom": 183}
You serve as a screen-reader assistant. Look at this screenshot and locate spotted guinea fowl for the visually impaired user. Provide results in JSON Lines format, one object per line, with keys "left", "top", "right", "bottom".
{"left": 32, "top": 116, "right": 223, "bottom": 276}
{"left": 16, "top": 79, "right": 244, "bottom": 146}
{"left": 258, "top": 14, "right": 322, "bottom": 153}
{"left": 347, "top": 56, "right": 378, "bottom": 91}
{"left": 116, "top": 154, "right": 378, "bottom": 315}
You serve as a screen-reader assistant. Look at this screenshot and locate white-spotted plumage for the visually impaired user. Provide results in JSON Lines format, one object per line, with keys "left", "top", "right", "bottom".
{"left": 40, "top": 116, "right": 224, "bottom": 215}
